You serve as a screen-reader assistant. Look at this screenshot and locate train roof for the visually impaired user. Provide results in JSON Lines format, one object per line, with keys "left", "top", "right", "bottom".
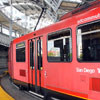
{"left": 60, "top": 0, "right": 100, "bottom": 20}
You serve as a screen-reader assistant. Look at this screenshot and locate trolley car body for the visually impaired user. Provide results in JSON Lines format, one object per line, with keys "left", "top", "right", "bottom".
{"left": 8, "top": 1, "right": 100, "bottom": 100}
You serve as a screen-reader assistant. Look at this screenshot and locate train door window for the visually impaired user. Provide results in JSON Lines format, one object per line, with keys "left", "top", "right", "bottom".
{"left": 47, "top": 29, "right": 72, "bottom": 62}
{"left": 16, "top": 42, "right": 25, "bottom": 62}
{"left": 37, "top": 38, "right": 43, "bottom": 70}
{"left": 77, "top": 21, "right": 100, "bottom": 62}
{"left": 30, "top": 41, "right": 34, "bottom": 69}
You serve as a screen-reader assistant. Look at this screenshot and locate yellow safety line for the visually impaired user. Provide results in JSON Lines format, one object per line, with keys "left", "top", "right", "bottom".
{"left": 0, "top": 86, "right": 15, "bottom": 100}
{"left": 0, "top": 70, "right": 14, "bottom": 100}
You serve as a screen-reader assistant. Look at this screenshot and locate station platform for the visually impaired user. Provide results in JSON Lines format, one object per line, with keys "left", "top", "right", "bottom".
{"left": 0, "top": 70, "right": 42, "bottom": 100}
{"left": 0, "top": 86, "right": 14, "bottom": 100}
{"left": 0, "top": 70, "right": 14, "bottom": 100}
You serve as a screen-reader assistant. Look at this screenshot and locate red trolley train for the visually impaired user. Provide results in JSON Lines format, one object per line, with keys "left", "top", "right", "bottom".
{"left": 8, "top": 1, "right": 100, "bottom": 100}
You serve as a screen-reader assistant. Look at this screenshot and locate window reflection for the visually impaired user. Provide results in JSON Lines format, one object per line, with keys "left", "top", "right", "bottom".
{"left": 77, "top": 21, "right": 100, "bottom": 62}
{"left": 48, "top": 29, "right": 72, "bottom": 62}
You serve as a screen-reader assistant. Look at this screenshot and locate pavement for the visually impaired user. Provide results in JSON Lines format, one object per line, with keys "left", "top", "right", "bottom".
{"left": 1, "top": 75, "right": 43, "bottom": 100}
{"left": 0, "top": 69, "right": 42, "bottom": 100}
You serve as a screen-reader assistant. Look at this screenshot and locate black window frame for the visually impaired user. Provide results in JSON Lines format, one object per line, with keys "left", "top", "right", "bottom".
{"left": 30, "top": 40, "right": 34, "bottom": 69}
{"left": 16, "top": 41, "right": 26, "bottom": 62}
{"left": 76, "top": 19, "right": 100, "bottom": 63}
{"left": 47, "top": 28, "right": 72, "bottom": 63}
{"left": 37, "top": 38, "right": 43, "bottom": 70}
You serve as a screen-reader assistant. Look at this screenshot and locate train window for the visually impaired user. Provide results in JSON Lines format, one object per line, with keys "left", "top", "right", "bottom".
{"left": 30, "top": 41, "right": 34, "bottom": 69}
{"left": 48, "top": 29, "right": 72, "bottom": 62}
{"left": 16, "top": 42, "right": 25, "bottom": 62}
{"left": 37, "top": 38, "right": 43, "bottom": 70}
{"left": 77, "top": 21, "right": 100, "bottom": 62}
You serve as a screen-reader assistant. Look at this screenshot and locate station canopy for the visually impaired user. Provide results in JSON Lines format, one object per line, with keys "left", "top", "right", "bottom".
{"left": 0, "top": 0, "right": 96, "bottom": 33}
{"left": 10, "top": 0, "right": 96, "bottom": 21}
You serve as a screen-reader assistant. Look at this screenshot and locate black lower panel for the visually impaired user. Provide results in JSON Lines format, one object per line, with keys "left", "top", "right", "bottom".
{"left": 1, "top": 75, "right": 40, "bottom": 100}
{"left": 13, "top": 79, "right": 85, "bottom": 100}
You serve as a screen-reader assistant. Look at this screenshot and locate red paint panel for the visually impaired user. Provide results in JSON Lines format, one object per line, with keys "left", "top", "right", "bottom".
{"left": 20, "top": 70, "right": 26, "bottom": 77}
{"left": 90, "top": 78, "right": 100, "bottom": 92}
{"left": 46, "top": 85, "right": 88, "bottom": 99}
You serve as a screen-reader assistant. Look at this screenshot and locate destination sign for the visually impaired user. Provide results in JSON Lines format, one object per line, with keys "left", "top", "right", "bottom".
{"left": 16, "top": 41, "right": 25, "bottom": 49}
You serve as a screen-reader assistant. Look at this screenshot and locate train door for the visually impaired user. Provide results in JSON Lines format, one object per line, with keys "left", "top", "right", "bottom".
{"left": 29, "top": 36, "right": 43, "bottom": 94}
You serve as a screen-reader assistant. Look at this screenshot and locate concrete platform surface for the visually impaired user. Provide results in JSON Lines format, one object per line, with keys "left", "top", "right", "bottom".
{"left": 1, "top": 75, "right": 43, "bottom": 100}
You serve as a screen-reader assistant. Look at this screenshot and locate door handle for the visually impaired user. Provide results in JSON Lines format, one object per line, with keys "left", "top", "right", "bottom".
{"left": 44, "top": 71, "right": 47, "bottom": 77}
{"left": 30, "top": 66, "right": 34, "bottom": 70}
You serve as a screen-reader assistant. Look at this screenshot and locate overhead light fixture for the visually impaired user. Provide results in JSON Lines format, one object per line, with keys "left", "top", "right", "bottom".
{"left": 60, "top": 1, "right": 78, "bottom": 8}
{"left": 3, "top": 2, "right": 10, "bottom": 6}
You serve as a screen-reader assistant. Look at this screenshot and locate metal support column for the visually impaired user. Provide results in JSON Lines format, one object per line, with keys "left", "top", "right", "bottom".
{"left": 0, "top": 24, "right": 3, "bottom": 33}
{"left": 15, "top": 30, "right": 17, "bottom": 37}
{"left": 24, "top": 10, "right": 28, "bottom": 35}
{"left": 9, "top": 0, "right": 13, "bottom": 41}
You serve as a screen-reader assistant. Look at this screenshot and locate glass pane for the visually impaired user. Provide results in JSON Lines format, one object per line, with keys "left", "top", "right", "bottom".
{"left": 30, "top": 41, "right": 34, "bottom": 67}
{"left": 48, "top": 29, "right": 72, "bottom": 62}
{"left": 77, "top": 21, "right": 100, "bottom": 62}
{"left": 16, "top": 47, "right": 25, "bottom": 62}
{"left": 37, "top": 39, "right": 43, "bottom": 70}
{"left": 16, "top": 42, "right": 25, "bottom": 62}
